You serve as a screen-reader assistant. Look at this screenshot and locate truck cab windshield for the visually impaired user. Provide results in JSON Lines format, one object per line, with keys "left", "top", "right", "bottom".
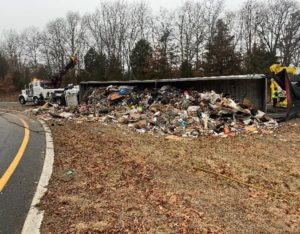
{"left": 40, "top": 83, "right": 55, "bottom": 89}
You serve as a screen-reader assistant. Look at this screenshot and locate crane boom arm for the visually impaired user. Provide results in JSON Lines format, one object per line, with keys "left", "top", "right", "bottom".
{"left": 51, "top": 56, "right": 78, "bottom": 88}
{"left": 270, "top": 64, "right": 300, "bottom": 75}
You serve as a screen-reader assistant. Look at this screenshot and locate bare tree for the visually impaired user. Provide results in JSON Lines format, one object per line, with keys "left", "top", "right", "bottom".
{"left": 22, "top": 27, "right": 42, "bottom": 69}
{"left": 82, "top": 11, "right": 104, "bottom": 53}
{"left": 85, "top": 0, "right": 152, "bottom": 77}
{"left": 203, "top": 0, "right": 224, "bottom": 43}
{"left": 175, "top": 1, "right": 196, "bottom": 64}
{"left": 63, "top": 12, "right": 85, "bottom": 56}
{"left": 256, "top": 0, "right": 297, "bottom": 55}
{"left": 238, "top": 0, "right": 260, "bottom": 54}
{"left": 175, "top": 0, "right": 224, "bottom": 67}
{"left": 149, "top": 8, "right": 179, "bottom": 77}
{"left": 2, "top": 30, "right": 24, "bottom": 71}
{"left": 41, "top": 12, "right": 87, "bottom": 75}
{"left": 63, "top": 12, "right": 87, "bottom": 71}
{"left": 4, "top": 0, "right": 300, "bottom": 79}
{"left": 152, "top": 8, "right": 177, "bottom": 57}
{"left": 280, "top": 10, "right": 300, "bottom": 65}
{"left": 43, "top": 18, "right": 67, "bottom": 72}
{"left": 122, "top": 1, "right": 152, "bottom": 76}
{"left": 193, "top": 1, "right": 207, "bottom": 69}
{"left": 224, "top": 11, "right": 243, "bottom": 51}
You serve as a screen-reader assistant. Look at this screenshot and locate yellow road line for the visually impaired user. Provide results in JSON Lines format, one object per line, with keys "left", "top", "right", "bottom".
{"left": 0, "top": 115, "right": 30, "bottom": 192}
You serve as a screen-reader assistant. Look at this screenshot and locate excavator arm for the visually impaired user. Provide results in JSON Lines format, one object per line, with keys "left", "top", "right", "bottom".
{"left": 269, "top": 64, "right": 300, "bottom": 114}
{"left": 270, "top": 64, "right": 300, "bottom": 75}
{"left": 272, "top": 66, "right": 300, "bottom": 119}
{"left": 51, "top": 55, "right": 78, "bottom": 88}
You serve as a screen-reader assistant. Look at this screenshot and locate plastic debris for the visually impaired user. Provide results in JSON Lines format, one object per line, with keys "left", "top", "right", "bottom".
{"left": 66, "top": 169, "right": 74, "bottom": 177}
{"left": 32, "top": 85, "right": 278, "bottom": 138}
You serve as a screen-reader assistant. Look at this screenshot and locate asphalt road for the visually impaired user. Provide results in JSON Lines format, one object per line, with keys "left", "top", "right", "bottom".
{"left": 0, "top": 112, "right": 45, "bottom": 234}
{"left": 0, "top": 102, "right": 34, "bottom": 112}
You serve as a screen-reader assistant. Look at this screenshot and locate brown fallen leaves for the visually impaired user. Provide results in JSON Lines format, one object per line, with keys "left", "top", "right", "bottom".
{"left": 40, "top": 119, "right": 300, "bottom": 233}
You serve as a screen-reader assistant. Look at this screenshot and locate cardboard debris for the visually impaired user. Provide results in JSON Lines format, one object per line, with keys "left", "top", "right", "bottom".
{"left": 32, "top": 85, "right": 278, "bottom": 138}
{"left": 244, "top": 126, "right": 258, "bottom": 133}
{"left": 109, "top": 92, "right": 123, "bottom": 101}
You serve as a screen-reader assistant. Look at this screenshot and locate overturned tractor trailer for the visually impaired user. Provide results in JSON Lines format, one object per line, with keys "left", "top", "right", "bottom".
{"left": 78, "top": 74, "right": 268, "bottom": 111}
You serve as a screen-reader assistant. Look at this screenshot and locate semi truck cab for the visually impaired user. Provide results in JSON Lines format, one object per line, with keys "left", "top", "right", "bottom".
{"left": 19, "top": 79, "right": 64, "bottom": 105}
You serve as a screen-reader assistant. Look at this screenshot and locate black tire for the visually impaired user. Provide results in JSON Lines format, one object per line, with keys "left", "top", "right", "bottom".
{"left": 33, "top": 97, "right": 40, "bottom": 105}
{"left": 19, "top": 96, "right": 26, "bottom": 105}
{"left": 56, "top": 97, "right": 63, "bottom": 106}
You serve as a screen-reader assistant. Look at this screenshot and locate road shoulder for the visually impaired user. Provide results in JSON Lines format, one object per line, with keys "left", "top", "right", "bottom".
{"left": 21, "top": 120, "right": 54, "bottom": 234}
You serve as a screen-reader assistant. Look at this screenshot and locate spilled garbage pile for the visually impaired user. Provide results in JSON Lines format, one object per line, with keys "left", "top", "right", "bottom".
{"left": 32, "top": 85, "right": 278, "bottom": 137}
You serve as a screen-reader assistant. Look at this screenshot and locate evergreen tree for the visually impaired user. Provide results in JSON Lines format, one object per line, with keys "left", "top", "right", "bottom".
{"left": 202, "top": 19, "right": 242, "bottom": 76}
{"left": 12, "top": 68, "right": 30, "bottom": 90}
{"left": 84, "top": 47, "right": 107, "bottom": 81}
{"left": 151, "top": 30, "right": 178, "bottom": 79}
{"left": 243, "top": 44, "right": 277, "bottom": 74}
{"left": 130, "top": 39, "right": 153, "bottom": 80}
{"left": 0, "top": 54, "right": 9, "bottom": 80}
{"left": 151, "top": 47, "right": 171, "bottom": 79}
{"left": 84, "top": 47, "right": 98, "bottom": 73}
{"left": 155, "top": 30, "right": 173, "bottom": 78}
{"left": 33, "top": 65, "right": 52, "bottom": 80}
{"left": 94, "top": 52, "right": 107, "bottom": 80}
{"left": 180, "top": 60, "right": 193, "bottom": 78}
{"left": 107, "top": 55, "right": 123, "bottom": 81}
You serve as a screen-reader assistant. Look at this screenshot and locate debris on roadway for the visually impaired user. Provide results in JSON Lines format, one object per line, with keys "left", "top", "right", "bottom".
{"left": 32, "top": 85, "right": 278, "bottom": 137}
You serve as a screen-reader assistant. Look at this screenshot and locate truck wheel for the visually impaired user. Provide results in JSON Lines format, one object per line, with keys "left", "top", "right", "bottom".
{"left": 19, "top": 96, "right": 26, "bottom": 105}
{"left": 56, "top": 97, "right": 63, "bottom": 106}
{"left": 33, "top": 97, "right": 40, "bottom": 105}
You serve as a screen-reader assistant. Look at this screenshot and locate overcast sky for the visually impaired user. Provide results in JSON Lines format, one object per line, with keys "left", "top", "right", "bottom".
{"left": 0, "top": 0, "right": 247, "bottom": 33}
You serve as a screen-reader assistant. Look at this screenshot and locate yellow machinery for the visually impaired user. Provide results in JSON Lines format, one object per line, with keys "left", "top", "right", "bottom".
{"left": 269, "top": 64, "right": 300, "bottom": 108}
{"left": 270, "top": 64, "right": 300, "bottom": 75}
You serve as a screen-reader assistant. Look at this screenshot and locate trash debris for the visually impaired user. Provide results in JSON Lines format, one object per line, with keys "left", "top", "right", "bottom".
{"left": 59, "top": 112, "right": 74, "bottom": 119}
{"left": 66, "top": 169, "right": 74, "bottom": 177}
{"left": 244, "top": 126, "right": 258, "bottom": 133}
{"left": 32, "top": 85, "right": 278, "bottom": 138}
{"left": 110, "top": 92, "right": 123, "bottom": 101}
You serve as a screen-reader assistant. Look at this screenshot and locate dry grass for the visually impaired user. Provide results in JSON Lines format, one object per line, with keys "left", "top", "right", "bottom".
{"left": 40, "top": 119, "right": 300, "bottom": 233}
{"left": 0, "top": 92, "right": 19, "bottom": 102}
